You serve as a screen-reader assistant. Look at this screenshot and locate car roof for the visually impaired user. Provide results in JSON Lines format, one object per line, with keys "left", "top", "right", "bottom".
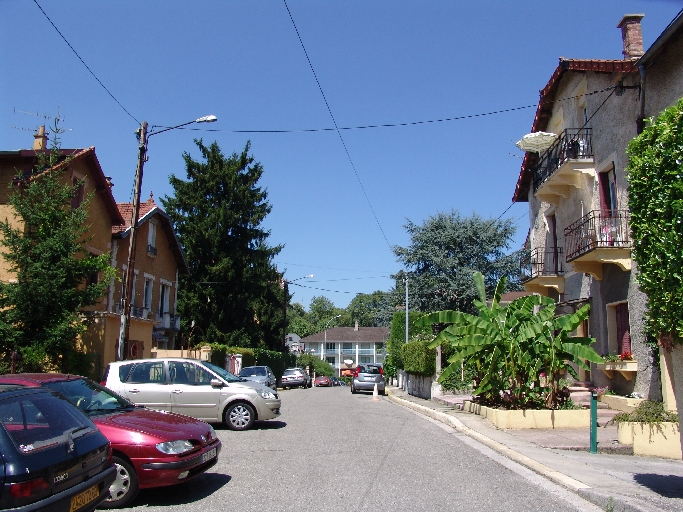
{"left": 109, "top": 358, "right": 202, "bottom": 365}
{"left": 0, "top": 373, "right": 82, "bottom": 387}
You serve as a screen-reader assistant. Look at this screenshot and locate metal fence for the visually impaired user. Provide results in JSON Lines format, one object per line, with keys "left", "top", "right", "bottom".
{"left": 564, "top": 210, "right": 631, "bottom": 261}
{"left": 533, "top": 128, "right": 593, "bottom": 191}
{"left": 520, "top": 247, "right": 565, "bottom": 281}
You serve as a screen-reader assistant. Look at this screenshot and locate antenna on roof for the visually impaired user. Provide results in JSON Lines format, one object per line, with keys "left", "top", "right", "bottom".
{"left": 11, "top": 107, "right": 71, "bottom": 133}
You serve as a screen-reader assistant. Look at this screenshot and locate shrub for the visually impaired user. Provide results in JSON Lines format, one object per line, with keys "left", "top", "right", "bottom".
{"left": 387, "top": 310, "right": 432, "bottom": 370}
{"left": 401, "top": 335, "right": 436, "bottom": 376}
{"left": 208, "top": 344, "right": 255, "bottom": 368}
{"left": 253, "top": 348, "right": 296, "bottom": 380}
{"left": 296, "top": 353, "right": 335, "bottom": 377}
{"left": 612, "top": 401, "right": 678, "bottom": 425}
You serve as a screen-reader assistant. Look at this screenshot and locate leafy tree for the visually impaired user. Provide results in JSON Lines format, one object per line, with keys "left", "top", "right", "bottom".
{"left": 0, "top": 130, "right": 114, "bottom": 372}
{"left": 627, "top": 98, "right": 683, "bottom": 347}
{"left": 296, "top": 352, "right": 334, "bottom": 377}
{"left": 418, "top": 273, "right": 603, "bottom": 409}
{"left": 161, "top": 140, "right": 283, "bottom": 349}
{"left": 391, "top": 210, "right": 522, "bottom": 314}
{"left": 346, "top": 291, "right": 389, "bottom": 327}
{"left": 306, "top": 296, "right": 340, "bottom": 328}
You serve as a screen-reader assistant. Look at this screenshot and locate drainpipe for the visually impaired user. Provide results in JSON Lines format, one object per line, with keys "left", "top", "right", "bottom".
{"left": 637, "top": 64, "right": 646, "bottom": 134}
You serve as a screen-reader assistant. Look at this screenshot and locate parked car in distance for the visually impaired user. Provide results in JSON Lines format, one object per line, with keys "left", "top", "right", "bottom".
{"left": 351, "top": 364, "right": 386, "bottom": 395}
{"left": 0, "top": 384, "right": 116, "bottom": 511}
{"left": 0, "top": 374, "right": 221, "bottom": 508}
{"left": 238, "top": 366, "right": 276, "bottom": 390}
{"left": 294, "top": 367, "right": 312, "bottom": 388}
{"left": 314, "top": 376, "right": 332, "bottom": 387}
{"left": 281, "top": 368, "right": 310, "bottom": 389}
{"left": 330, "top": 376, "right": 343, "bottom": 386}
{"left": 103, "top": 358, "right": 280, "bottom": 431}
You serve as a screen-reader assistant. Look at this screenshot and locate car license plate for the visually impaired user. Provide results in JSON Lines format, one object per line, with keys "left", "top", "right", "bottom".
{"left": 201, "top": 447, "right": 217, "bottom": 464}
{"left": 69, "top": 484, "right": 99, "bottom": 512}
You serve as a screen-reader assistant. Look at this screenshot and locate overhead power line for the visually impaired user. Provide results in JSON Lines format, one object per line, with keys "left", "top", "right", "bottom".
{"left": 32, "top": 0, "right": 140, "bottom": 125}
{"left": 282, "top": 0, "right": 392, "bottom": 252}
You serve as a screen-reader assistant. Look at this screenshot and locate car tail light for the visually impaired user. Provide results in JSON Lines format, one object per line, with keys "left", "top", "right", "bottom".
{"left": 379, "top": 367, "right": 384, "bottom": 376}
{"left": 353, "top": 366, "right": 360, "bottom": 378}
{"left": 9, "top": 477, "right": 49, "bottom": 498}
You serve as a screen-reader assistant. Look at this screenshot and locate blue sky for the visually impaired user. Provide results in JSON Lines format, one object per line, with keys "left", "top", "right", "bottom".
{"left": 1, "top": 1, "right": 681, "bottom": 309}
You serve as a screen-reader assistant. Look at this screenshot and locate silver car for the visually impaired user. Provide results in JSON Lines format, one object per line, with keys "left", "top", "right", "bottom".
{"left": 238, "top": 365, "right": 277, "bottom": 389}
{"left": 351, "top": 364, "right": 386, "bottom": 395}
{"left": 103, "top": 358, "right": 281, "bottom": 430}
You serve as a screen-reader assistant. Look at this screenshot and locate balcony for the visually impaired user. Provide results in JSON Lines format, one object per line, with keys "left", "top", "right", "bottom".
{"left": 520, "top": 247, "right": 565, "bottom": 295}
{"left": 564, "top": 210, "right": 632, "bottom": 279}
{"left": 147, "top": 244, "right": 157, "bottom": 256}
{"left": 533, "top": 129, "right": 595, "bottom": 205}
{"left": 154, "top": 313, "right": 181, "bottom": 331}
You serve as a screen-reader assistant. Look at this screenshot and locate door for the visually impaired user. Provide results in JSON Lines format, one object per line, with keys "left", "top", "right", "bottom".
{"left": 168, "top": 361, "right": 221, "bottom": 421}
{"left": 121, "top": 361, "right": 171, "bottom": 410}
{"left": 616, "top": 303, "right": 631, "bottom": 356}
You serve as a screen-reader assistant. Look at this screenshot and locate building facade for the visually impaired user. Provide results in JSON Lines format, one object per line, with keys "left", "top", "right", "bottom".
{"left": 300, "top": 324, "right": 389, "bottom": 376}
{"left": 514, "top": 13, "right": 683, "bottom": 399}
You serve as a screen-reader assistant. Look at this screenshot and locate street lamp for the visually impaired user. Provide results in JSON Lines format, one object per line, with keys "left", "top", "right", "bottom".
{"left": 281, "top": 274, "right": 314, "bottom": 351}
{"left": 117, "top": 115, "right": 217, "bottom": 361}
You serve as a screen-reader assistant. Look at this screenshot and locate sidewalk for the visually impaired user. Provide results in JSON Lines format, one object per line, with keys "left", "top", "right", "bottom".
{"left": 387, "top": 386, "right": 683, "bottom": 512}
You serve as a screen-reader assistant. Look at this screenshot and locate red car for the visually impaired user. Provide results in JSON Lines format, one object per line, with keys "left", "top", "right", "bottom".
{"left": 0, "top": 374, "right": 221, "bottom": 508}
{"left": 314, "top": 376, "right": 332, "bottom": 387}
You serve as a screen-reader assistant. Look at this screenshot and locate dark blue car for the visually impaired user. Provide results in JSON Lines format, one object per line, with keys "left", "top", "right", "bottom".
{"left": 0, "top": 384, "right": 116, "bottom": 511}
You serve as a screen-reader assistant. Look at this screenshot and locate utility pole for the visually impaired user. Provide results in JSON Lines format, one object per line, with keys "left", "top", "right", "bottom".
{"left": 405, "top": 275, "right": 409, "bottom": 345}
{"left": 282, "top": 279, "right": 289, "bottom": 351}
{"left": 117, "top": 121, "right": 148, "bottom": 361}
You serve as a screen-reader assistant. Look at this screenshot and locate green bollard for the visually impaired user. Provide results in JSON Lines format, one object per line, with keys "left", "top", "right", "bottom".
{"left": 590, "top": 389, "right": 598, "bottom": 454}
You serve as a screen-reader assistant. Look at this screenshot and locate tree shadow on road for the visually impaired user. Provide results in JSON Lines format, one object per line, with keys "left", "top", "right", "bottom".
{"left": 130, "top": 473, "right": 232, "bottom": 507}
{"left": 633, "top": 474, "right": 683, "bottom": 498}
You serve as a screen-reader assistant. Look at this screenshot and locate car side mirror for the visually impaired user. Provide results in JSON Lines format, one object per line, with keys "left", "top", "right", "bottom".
{"left": 210, "top": 379, "right": 224, "bottom": 388}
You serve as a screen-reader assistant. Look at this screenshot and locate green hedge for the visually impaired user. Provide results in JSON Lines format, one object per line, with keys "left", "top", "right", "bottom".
{"left": 295, "top": 353, "right": 335, "bottom": 377}
{"left": 387, "top": 311, "right": 433, "bottom": 372}
{"left": 208, "top": 344, "right": 255, "bottom": 368}
{"left": 400, "top": 339, "right": 435, "bottom": 376}
{"left": 253, "top": 348, "right": 296, "bottom": 379}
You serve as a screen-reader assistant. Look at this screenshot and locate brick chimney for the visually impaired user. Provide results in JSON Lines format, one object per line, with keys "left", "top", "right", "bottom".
{"left": 617, "top": 14, "right": 645, "bottom": 60}
{"left": 354, "top": 320, "right": 359, "bottom": 331}
{"left": 33, "top": 125, "right": 48, "bottom": 150}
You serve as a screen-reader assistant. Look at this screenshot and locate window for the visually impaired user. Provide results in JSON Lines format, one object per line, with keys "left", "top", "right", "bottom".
{"left": 70, "top": 177, "right": 85, "bottom": 209}
{"left": 170, "top": 361, "right": 213, "bottom": 385}
{"left": 143, "top": 277, "right": 154, "bottom": 311}
{"left": 127, "top": 362, "right": 166, "bottom": 384}
{"left": 326, "top": 357, "right": 335, "bottom": 365}
{"left": 343, "top": 342, "right": 352, "bottom": 351}
{"left": 147, "top": 220, "right": 157, "bottom": 256}
{"left": 159, "top": 283, "right": 170, "bottom": 316}
{"left": 606, "top": 301, "right": 631, "bottom": 355}
{"left": 325, "top": 342, "right": 336, "bottom": 350}
{"left": 360, "top": 356, "right": 373, "bottom": 364}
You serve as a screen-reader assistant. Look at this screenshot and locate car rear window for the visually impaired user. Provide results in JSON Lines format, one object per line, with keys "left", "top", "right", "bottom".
{"left": 239, "top": 367, "right": 266, "bottom": 377}
{"left": 283, "top": 369, "right": 298, "bottom": 376}
{"left": 361, "top": 365, "right": 381, "bottom": 375}
{"left": 0, "top": 392, "right": 96, "bottom": 453}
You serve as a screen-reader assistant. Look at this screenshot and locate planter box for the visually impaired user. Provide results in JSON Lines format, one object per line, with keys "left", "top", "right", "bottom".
{"left": 462, "top": 400, "right": 590, "bottom": 429}
{"left": 599, "top": 394, "right": 645, "bottom": 413}
{"left": 596, "top": 361, "right": 638, "bottom": 380}
{"left": 617, "top": 422, "right": 682, "bottom": 459}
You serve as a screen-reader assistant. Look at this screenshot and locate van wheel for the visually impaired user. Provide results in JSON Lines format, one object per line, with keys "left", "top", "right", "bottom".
{"left": 100, "top": 456, "right": 139, "bottom": 508}
{"left": 225, "top": 402, "right": 255, "bottom": 431}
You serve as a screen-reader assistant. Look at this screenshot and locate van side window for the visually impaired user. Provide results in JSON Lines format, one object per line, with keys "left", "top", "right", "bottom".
{"left": 128, "top": 362, "right": 166, "bottom": 384}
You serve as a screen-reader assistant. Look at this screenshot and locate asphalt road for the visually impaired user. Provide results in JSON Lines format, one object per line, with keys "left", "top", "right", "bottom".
{"left": 116, "top": 385, "right": 601, "bottom": 512}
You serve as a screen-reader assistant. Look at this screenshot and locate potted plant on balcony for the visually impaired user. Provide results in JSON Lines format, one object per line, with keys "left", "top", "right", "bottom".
{"left": 596, "top": 350, "right": 638, "bottom": 380}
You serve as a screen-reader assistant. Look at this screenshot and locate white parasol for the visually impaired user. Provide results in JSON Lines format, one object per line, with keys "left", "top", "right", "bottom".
{"left": 515, "top": 132, "right": 559, "bottom": 153}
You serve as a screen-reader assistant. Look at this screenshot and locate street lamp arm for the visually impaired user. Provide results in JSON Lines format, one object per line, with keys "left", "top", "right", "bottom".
{"left": 148, "top": 115, "right": 217, "bottom": 138}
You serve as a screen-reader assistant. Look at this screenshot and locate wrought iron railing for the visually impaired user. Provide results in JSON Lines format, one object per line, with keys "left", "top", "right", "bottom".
{"left": 564, "top": 210, "right": 631, "bottom": 261}
{"left": 532, "top": 128, "right": 593, "bottom": 191}
{"left": 520, "top": 247, "right": 564, "bottom": 281}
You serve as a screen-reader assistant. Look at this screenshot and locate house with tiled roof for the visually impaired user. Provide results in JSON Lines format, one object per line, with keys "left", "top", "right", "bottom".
{"left": 515, "top": 12, "right": 683, "bottom": 401}
{"left": 0, "top": 129, "right": 125, "bottom": 376}
{"left": 108, "top": 194, "right": 188, "bottom": 362}
{"left": 300, "top": 322, "right": 389, "bottom": 376}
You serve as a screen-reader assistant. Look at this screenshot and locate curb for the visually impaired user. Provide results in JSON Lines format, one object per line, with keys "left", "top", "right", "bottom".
{"left": 386, "top": 388, "right": 671, "bottom": 512}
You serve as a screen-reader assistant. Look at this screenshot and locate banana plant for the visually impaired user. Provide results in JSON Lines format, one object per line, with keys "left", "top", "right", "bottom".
{"left": 417, "top": 272, "right": 603, "bottom": 409}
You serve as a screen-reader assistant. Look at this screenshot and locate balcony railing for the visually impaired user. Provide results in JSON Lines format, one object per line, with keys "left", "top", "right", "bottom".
{"left": 564, "top": 210, "right": 632, "bottom": 262}
{"left": 533, "top": 129, "right": 593, "bottom": 191}
{"left": 520, "top": 247, "right": 565, "bottom": 282}
{"left": 147, "top": 244, "right": 158, "bottom": 256}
